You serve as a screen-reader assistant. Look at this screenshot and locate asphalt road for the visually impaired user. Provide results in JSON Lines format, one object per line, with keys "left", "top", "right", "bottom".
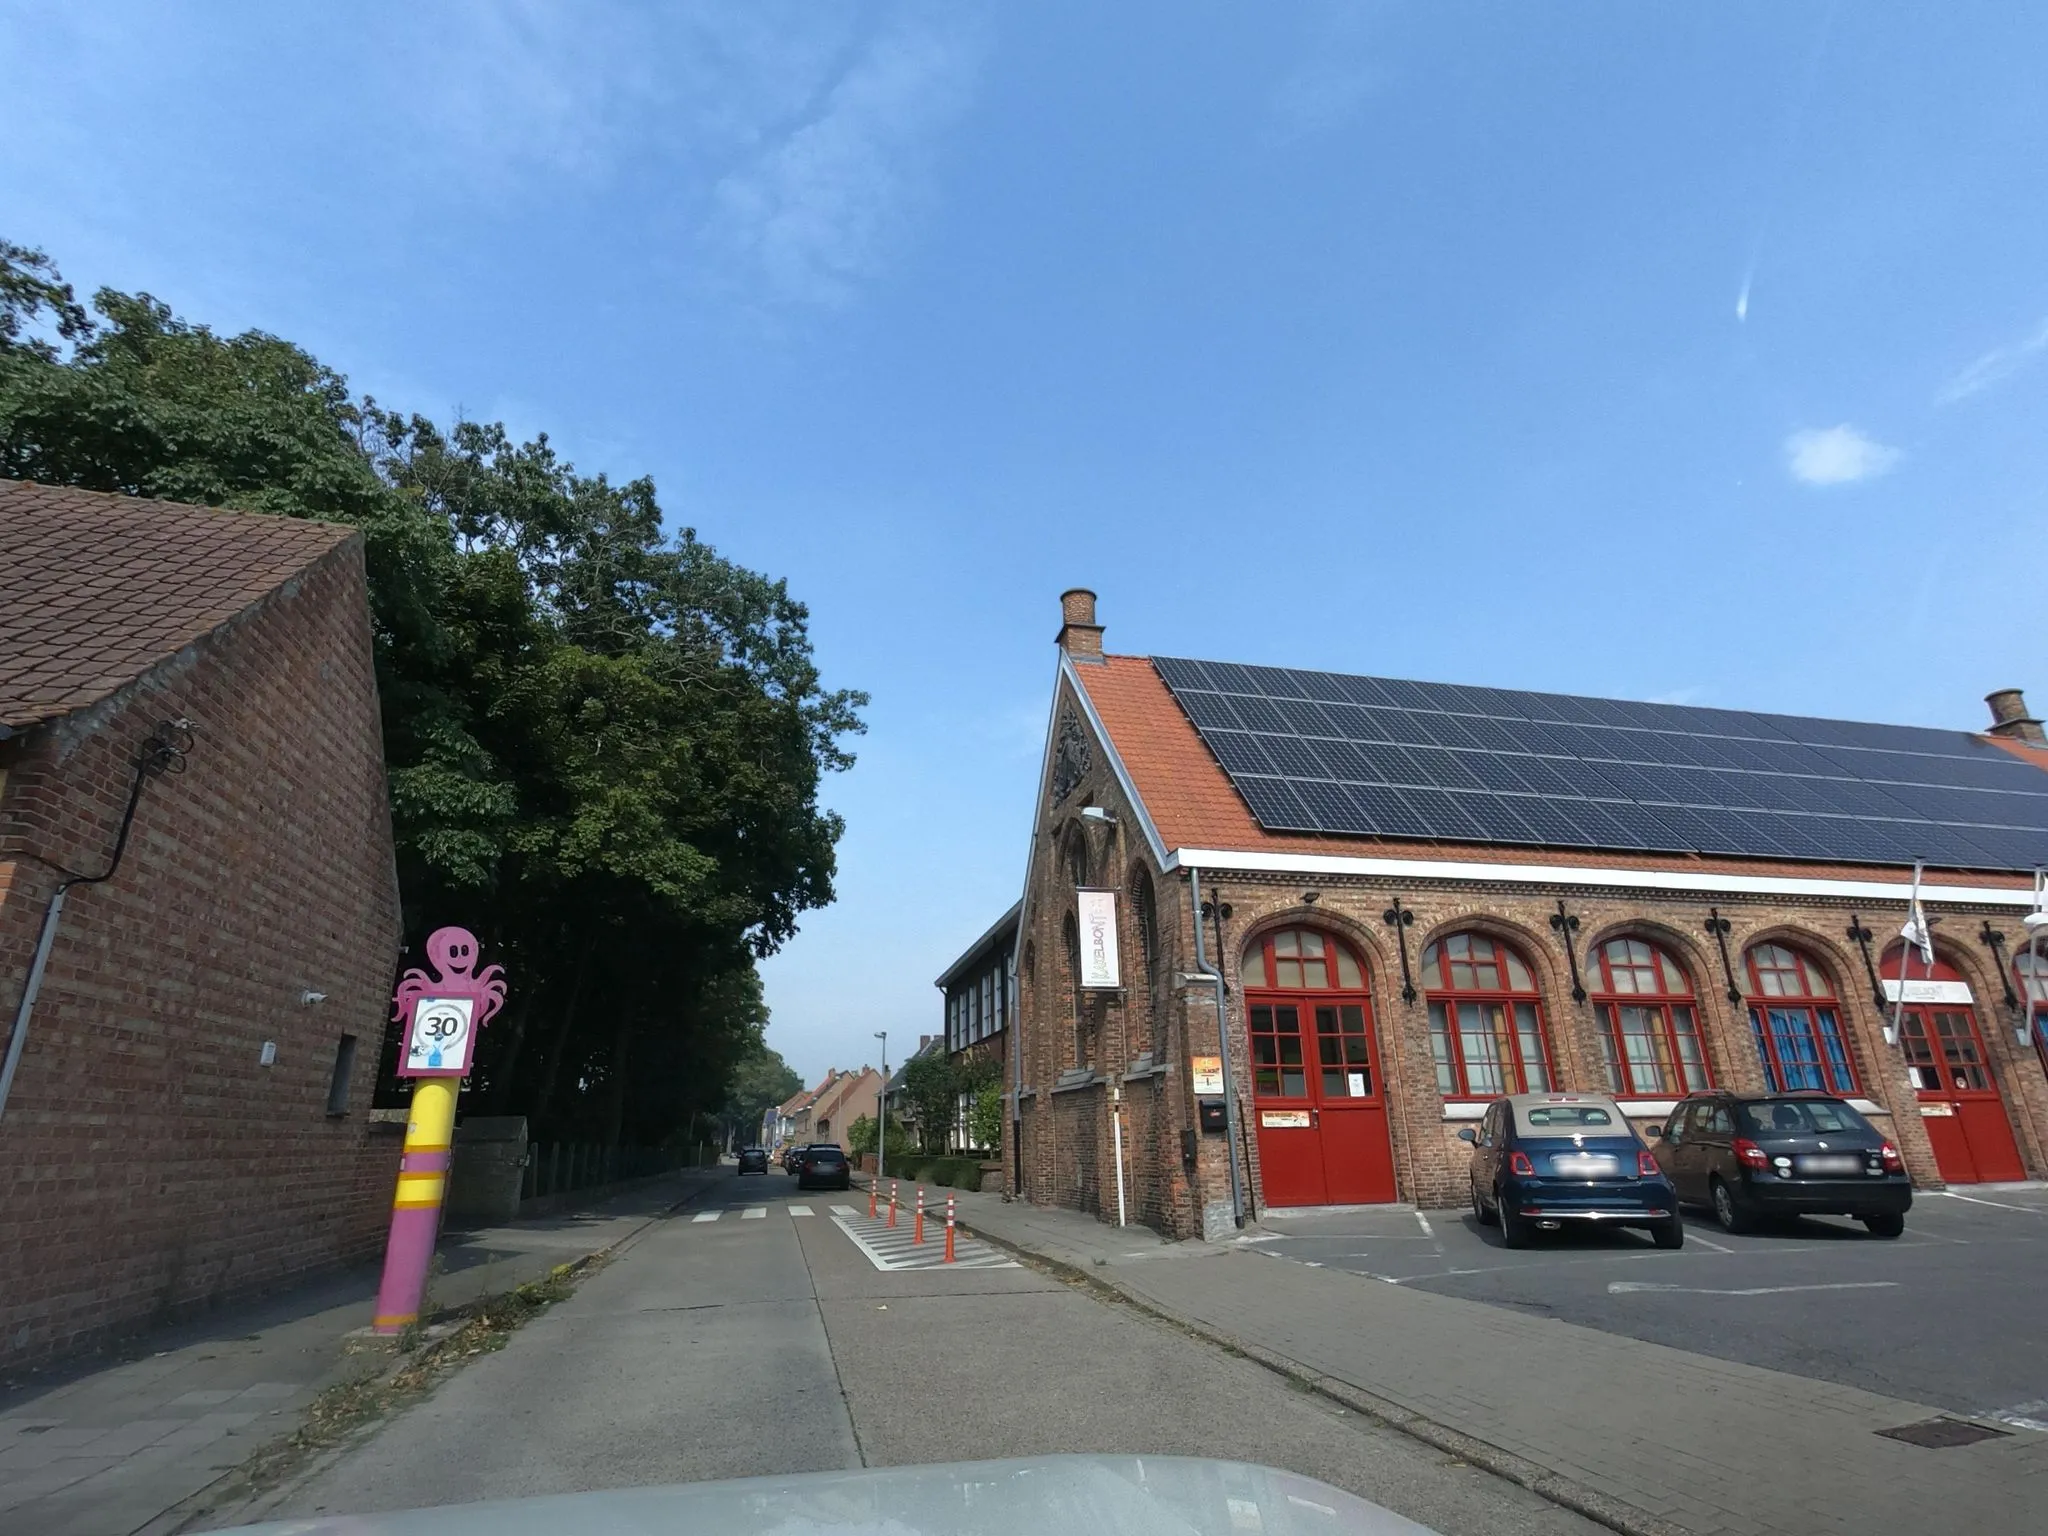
{"left": 1255, "top": 1184, "right": 2048, "bottom": 1426}
{"left": 265, "top": 1171, "right": 1604, "bottom": 1536}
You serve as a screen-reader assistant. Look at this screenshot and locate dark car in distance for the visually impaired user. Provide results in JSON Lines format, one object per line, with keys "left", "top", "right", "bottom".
{"left": 796, "top": 1143, "right": 852, "bottom": 1191}
{"left": 736, "top": 1147, "right": 769, "bottom": 1175}
{"left": 1462, "top": 1092, "right": 1682, "bottom": 1250}
{"left": 1651, "top": 1091, "right": 1910, "bottom": 1236}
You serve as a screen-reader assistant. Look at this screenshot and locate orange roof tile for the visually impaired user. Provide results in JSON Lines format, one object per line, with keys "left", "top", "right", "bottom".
{"left": 0, "top": 480, "right": 357, "bottom": 730}
{"left": 1075, "top": 653, "right": 2038, "bottom": 889}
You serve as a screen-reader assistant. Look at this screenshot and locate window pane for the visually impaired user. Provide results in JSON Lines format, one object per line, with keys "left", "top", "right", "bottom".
{"left": 1815, "top": 1008, "right": 1855, "bottom": 1093}
{"left": 1277, "top": 959, "right": 1302, "bottom": 987}
{"left": 1301, "top": 958, "right": 1328, "bottom": 989}
{"left": 1242, "top": 944, "right": 1268, "bottom": 988}
{"left": 1672, "top": 1006, "right": 1708, "bottom": 1091}
{"left": 1282, "top": 1068, "right": 1306, "bottom": 1096}
{"left": 1275, "top": 931, "right": 1300, "bottom": 957}
{"left": 1450, "top": 963, "right": 1477, "bottom": 989}
{"left": 1514, "top": 1002, "right": 1550, "bottom": 1091}
{"left": 1256, "top": 1068, "right": 1280, "bottom": 1095}
{"left": 1430, "top": 1001, "right": 1456, "bottom": 1094}
{"left": 1300, "top": 932, "right": 1325, "bottom": 957}
{"left": 1323, "top": 1069, "right": 1350, "bottom": 1097}
{"left": 1596, "top": 1008, "right": 1626, "bottom": 1093}
{"left": 1458, "top": 1003, "right": 1506, "bottom": 1095}
{"left": 1335, "top": 946, "right": 1362, "bottom": 988}
{"left": 1503, "top": 947, "right": 1535, "bottom": 990}
{"left": 1278, "top": 1036, "right": 1303, "bottom": 1066}
{"left": 1421, "top": 943, "right": 1443, "bottom": 990}
{"left": 1253, "top": 1037, "right": 1278, "bottom": 1065}
{"left": 1749, "top": 1006, "right": 1779, "bottom": 1092}
{"left": 1658, "top": 951, "right": 1691, "bottom": 994}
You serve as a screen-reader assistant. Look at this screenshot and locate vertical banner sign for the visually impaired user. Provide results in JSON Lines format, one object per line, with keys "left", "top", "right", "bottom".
{"left": 372, "top": 927, "right": 507, "bottom": 1335}
{"left": 1078, "top": 888, "right": 1121, "bottom": 989}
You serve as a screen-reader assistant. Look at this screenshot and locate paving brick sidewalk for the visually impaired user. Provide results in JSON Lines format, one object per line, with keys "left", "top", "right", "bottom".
{"left": 940, "top": 1186, "right": 2048, "bottom": 1536}
{"left": 0, "top": 1169, "right": 721, "bottom": 1536}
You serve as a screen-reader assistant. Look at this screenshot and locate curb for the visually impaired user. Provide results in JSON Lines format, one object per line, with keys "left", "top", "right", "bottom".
{"left": 957, "top": 1219, "right": 1687, "bottom": 1536}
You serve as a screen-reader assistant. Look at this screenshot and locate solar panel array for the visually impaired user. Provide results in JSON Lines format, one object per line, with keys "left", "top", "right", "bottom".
{"left": 1151, "top": 656, "right": 2048, "bottom": 872}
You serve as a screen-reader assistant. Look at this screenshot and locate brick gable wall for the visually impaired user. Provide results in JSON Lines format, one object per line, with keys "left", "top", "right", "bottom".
{"left": 0, "top": 540, "right": 402, "bottom": 1370}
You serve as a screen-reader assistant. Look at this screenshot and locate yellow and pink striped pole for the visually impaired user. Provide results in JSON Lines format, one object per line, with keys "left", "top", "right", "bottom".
{"left": 372, "top": 1077, "right": 457, "bottom": 1333}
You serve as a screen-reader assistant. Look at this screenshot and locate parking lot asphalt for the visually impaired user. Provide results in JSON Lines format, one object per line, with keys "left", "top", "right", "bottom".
{"left": 1251, "top": 1183, "right": 2048, "bottom": 1427}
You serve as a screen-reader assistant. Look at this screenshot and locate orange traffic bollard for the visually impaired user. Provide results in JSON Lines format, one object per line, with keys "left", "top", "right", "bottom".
{"left": 913, "top": 1186, "right": 925, "bottom": 1244}
{"left": 944, "top": 1192, "right": 956, "bottom": 1263}
{"left": 868, "top": 1178, "right": 877, "bottom": 1218}
{"left": 887, "top": 1180, "right": 899, "bottom": 1227}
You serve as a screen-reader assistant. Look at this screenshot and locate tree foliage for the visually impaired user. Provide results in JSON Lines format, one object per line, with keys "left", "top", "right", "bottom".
{"left": 0, "top": 241, "right": 863, "bottom": 1144}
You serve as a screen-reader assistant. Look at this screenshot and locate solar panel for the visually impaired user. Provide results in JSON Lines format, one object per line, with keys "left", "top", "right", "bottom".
{"left": 1152, "top": 656, "right": 2048, "bottom": 871}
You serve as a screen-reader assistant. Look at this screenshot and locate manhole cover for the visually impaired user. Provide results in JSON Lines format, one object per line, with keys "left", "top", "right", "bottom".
{"left": 1876, "top": 1418, "right": 2009, "bottom": 1449}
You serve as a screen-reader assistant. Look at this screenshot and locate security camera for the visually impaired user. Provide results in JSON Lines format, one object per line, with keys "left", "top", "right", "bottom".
{"left": 301, "top": 991, "right": 327, "bottom": 1006}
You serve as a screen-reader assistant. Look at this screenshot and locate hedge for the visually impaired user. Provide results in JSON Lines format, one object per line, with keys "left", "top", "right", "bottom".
{"left": 881, "top": 1157, "right": 982, "bottom": 1193}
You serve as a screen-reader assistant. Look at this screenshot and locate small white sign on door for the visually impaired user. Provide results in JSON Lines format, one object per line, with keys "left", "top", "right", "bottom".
{"left": 1347, "top": 1071, "right": 1367, "bottom": 1097}
{"left": 1261, "top": 1109, "right": 1311, "bottom": 1129}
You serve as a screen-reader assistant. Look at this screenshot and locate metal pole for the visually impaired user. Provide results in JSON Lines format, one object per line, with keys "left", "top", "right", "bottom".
{"left": 1887, "top": 861, "right": 1925, "bottom": 1048}
{"left": 0, "top": 887, "right": 69, "bottom": 1125}
{"left": 1188, "top": 866, "right": 1245, "bottom": 1228}
{"left": 1111, "top": 1088, "right": 1129, "bottom": 1227}
{"left": 874, "top": 1030, "right": 888, "bottom": 1187}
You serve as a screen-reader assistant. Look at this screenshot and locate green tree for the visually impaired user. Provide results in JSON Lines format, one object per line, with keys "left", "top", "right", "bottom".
{"left": 898, "top": 1047, "right": 963, "bottom": 1153}
{"left": 967, "top": 1083, "right": 1003, "bottom": 1153}
{"left": 724, "top": 1038, "right": 803, "bottom": 1145}
{"left": 0, "top": 241, "right": 865, "bottom": 1147}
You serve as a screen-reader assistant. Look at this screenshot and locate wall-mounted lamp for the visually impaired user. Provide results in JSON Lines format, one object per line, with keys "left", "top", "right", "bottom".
{"left": 1080, "top": 805, "right": 1117, "bottom": 824}
{"left": 301, "top": 990, "right": 327, "bottom": 1006}
{"left": 1302, "top": 890, "right": 1320, "bottom": 904}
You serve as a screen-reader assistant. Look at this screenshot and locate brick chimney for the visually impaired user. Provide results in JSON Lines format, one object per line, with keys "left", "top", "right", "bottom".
{"left": 1058, "top": 588, "right": 1104, "bottom": 663}
{"left": 1985, "top": 689, "right": 2046, "bottom": 745}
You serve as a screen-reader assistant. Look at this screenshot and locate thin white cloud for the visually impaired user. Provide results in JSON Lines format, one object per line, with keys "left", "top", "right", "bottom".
{"left": 1937, "top": 318, "right": 2048, "bottom": 405}
{"left": 708, "top": 7, "right": 988, "bottom": 307}
{"left": 1784, "top": 425, "right": 1900, "bottom": 487}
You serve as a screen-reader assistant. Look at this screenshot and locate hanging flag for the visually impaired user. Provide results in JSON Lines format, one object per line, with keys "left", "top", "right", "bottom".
{"left": 1885, "top": 861, "right": 1929, "bottom": 1048}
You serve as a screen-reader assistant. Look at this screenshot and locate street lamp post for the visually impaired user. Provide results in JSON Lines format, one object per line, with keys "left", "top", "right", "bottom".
{"left": 874, "top": 1030, "right": 888, "bottom": 1185}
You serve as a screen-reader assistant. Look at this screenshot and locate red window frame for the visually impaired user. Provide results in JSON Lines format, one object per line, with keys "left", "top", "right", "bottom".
{"left": 1742, "top": 943, "right": 1859, "bottom": 1095}
{"left": 1587, "top": 937, "right": 1712, "bottom": 1097}
{"left": 1421, "top": 933, "right": 1555, "bottom": 1097}
{"left": 1240, "top": 928, "right": 1377, "bottom": 1105}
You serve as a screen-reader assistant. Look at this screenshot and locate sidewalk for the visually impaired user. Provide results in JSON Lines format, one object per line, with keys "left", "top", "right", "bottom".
{"left": 0, "top": 1168, "right": 721, "bottom": 1536}
{"left": 937, "top": 1184, "right": 2048, "bottom": 1536}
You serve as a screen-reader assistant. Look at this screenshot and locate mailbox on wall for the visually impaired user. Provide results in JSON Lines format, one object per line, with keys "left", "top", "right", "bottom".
{"left": 1197, "top": 1098, "right": 1228, "bottom": 1134}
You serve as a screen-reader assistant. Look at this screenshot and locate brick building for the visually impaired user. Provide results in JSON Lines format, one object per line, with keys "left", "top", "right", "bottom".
{"left": 781, "top": 1067, "right": 883, "bottom": 1155}
{"left": 0, "top": 481, "right": 403, "bottom": 1369}
{"left": 1012, "top": 589, "right": 2048, "bottom": 1240}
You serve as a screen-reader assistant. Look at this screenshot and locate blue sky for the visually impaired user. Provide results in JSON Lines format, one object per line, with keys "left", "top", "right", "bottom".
{"left": 8, "top": 3, "right": 2048, "bottom": 1084}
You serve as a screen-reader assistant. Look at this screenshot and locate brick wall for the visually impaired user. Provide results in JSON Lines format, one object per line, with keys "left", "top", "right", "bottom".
{"left": 0, "top": 540, "right": 403, "bottom": 1370}
{"left": 1015, "top": 671, "right": 2048, "bottom": 1238}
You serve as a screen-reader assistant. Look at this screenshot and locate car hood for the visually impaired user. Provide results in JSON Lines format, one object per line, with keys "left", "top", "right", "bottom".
{"left": 205, "top": 1454, "right": 1437, "bottom": 1536}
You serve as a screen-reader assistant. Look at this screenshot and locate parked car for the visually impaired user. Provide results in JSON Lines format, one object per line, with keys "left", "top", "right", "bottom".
{"left": 1651, "top": 1091, "right": 1910, "bottom": 1237}
{"left": 736, "top": 1147, "right": 769, "bottom": 1175}
{"left": 1461, "top": 1092, "right": 1681, "bottom": 1250}
{"left": 781, "top": 1145, "right": 804, "bottom": 1173}
{"left": 796, "top": 1143, "right": 852, "bottom": 1191}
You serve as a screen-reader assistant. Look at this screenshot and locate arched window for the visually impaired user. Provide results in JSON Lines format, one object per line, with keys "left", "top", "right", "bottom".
{"left": 1744, "top": 943, "right": 1857, "bottom": 1094}
{"left": 2016, "top": 950, "right": 2048, "bottom": 1074}
{"left": 1421, "top": 933, "right": 1554, "bottom": 1096}
{"left": 1129, "top": 866, "right": 1159, "bottom": 1055}
{"left": 1240, "top": 928, "right": 1370, "bottom": 1101}
{"left": 1587, "top": 937, "right": 1710, "bottom": 1097}
{"left": 1064, "top": 826, "right": 1091, "bottom": 891}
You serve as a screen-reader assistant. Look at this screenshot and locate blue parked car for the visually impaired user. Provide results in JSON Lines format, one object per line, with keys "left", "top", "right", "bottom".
{"left": 1460, "top": 1093, "right": 1682, "bottom": 1250}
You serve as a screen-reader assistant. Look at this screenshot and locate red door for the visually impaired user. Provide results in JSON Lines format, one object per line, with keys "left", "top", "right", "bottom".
{"left": 1898, "top": 1004, "right": 2025, "bottom": 1183}
{"left": 1244, "top": 928, "right": 1397, "bottom": 1208}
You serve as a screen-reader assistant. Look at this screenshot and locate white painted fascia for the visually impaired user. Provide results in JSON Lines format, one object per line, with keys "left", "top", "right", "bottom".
{"left": 1162, "top": 846, "right": 2035, "bottom": 908}
{"left": 1059, "top": 651, "right": 1172, "bottom": 871}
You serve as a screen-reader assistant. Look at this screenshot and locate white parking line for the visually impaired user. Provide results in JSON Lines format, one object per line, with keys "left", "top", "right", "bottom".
{"left": 742, "top": 1207, "right": 767, "bottom": 1220}
{"left": 789, "top": 1205, "right": 813, "bottom": 1216}
{"left": 830, "top": 1204, "right": 859, "bottom": 1216}
{"left": 1413, "top": 1210, "right": 1434, "bottom": 1237}
{"left": 1684, "top": 1232, "right": 1734, "bottom": 1254}
{"left": 1941, "top": 1190, "right": 2046, "bottom": 1214}
{"left": 1609, "top": 1280, "right": 1899, "bottom": 1297}
{"left": 691, "top": 1211, "right": 720, "bottom": 1223}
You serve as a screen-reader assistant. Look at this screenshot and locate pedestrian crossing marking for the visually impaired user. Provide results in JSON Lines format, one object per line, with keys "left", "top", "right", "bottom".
{"left": 742, "top": 1207, "right": 767, "bottom": 1219}
{"left": 691, "top": 1211, "right": 720, "bottom": 1223}
{"left": 789, "top": 1204, "right": 813, "bottom": 1216}
{"left": 828, "top": 1210, "right": 1020, "bottom": 1272}
{"left": 829, "top": 1204, "right": 859, "bottom": 1216}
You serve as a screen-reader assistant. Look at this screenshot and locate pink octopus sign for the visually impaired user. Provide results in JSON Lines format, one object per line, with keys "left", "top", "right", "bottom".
{"left": 394, "top": 927, "right": 507, "bottom": 1077}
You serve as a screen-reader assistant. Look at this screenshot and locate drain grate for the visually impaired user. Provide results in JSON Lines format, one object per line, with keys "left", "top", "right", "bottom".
{"left": 1876, "top": 1418, "right": 2010, "bottom": 1449}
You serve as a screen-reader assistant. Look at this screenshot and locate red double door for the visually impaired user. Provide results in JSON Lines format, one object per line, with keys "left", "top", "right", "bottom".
{"left": 1247, "top": 993, "right": 1397, "bottom": 1207}
{"left": 1887, "top": 951, "right": 2026, "bottom": 1185}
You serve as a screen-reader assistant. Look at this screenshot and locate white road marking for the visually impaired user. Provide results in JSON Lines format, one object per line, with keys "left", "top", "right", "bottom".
{"left": 1413, "top": 1210, "right": 1434, "bottom": 1237}
{"left": 1986, "top": 1399, "right": 2048, "bottom": 1432}
{"left": 742, "top": 1207, "right": 767, "bottom": 1220}
{"left": 788, "top": 1204, "right": 813, "bottom": 1216}
{"left": 1684, "top": 1232, "right": 1734, "bottom": 1253}
{"left": 830, "top": 1204, "right": 859, "bottom": 1216}
{"left": 1940, "top": 1190, "right": 2046, "bottom": 1214}
{"left": 1608, "top": 1280, "right": 1899, "bottom": 1297}
{"left": 691, "top": 1211, "right": 720, "bottom": 1223}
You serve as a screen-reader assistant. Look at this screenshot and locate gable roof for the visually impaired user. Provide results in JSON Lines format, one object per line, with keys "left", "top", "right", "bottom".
{"left": 1072, "top": 652, "right": 2048, "bottom": 889}
{"left": 0, "top": 480, "right": 358, "bottom": 732}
